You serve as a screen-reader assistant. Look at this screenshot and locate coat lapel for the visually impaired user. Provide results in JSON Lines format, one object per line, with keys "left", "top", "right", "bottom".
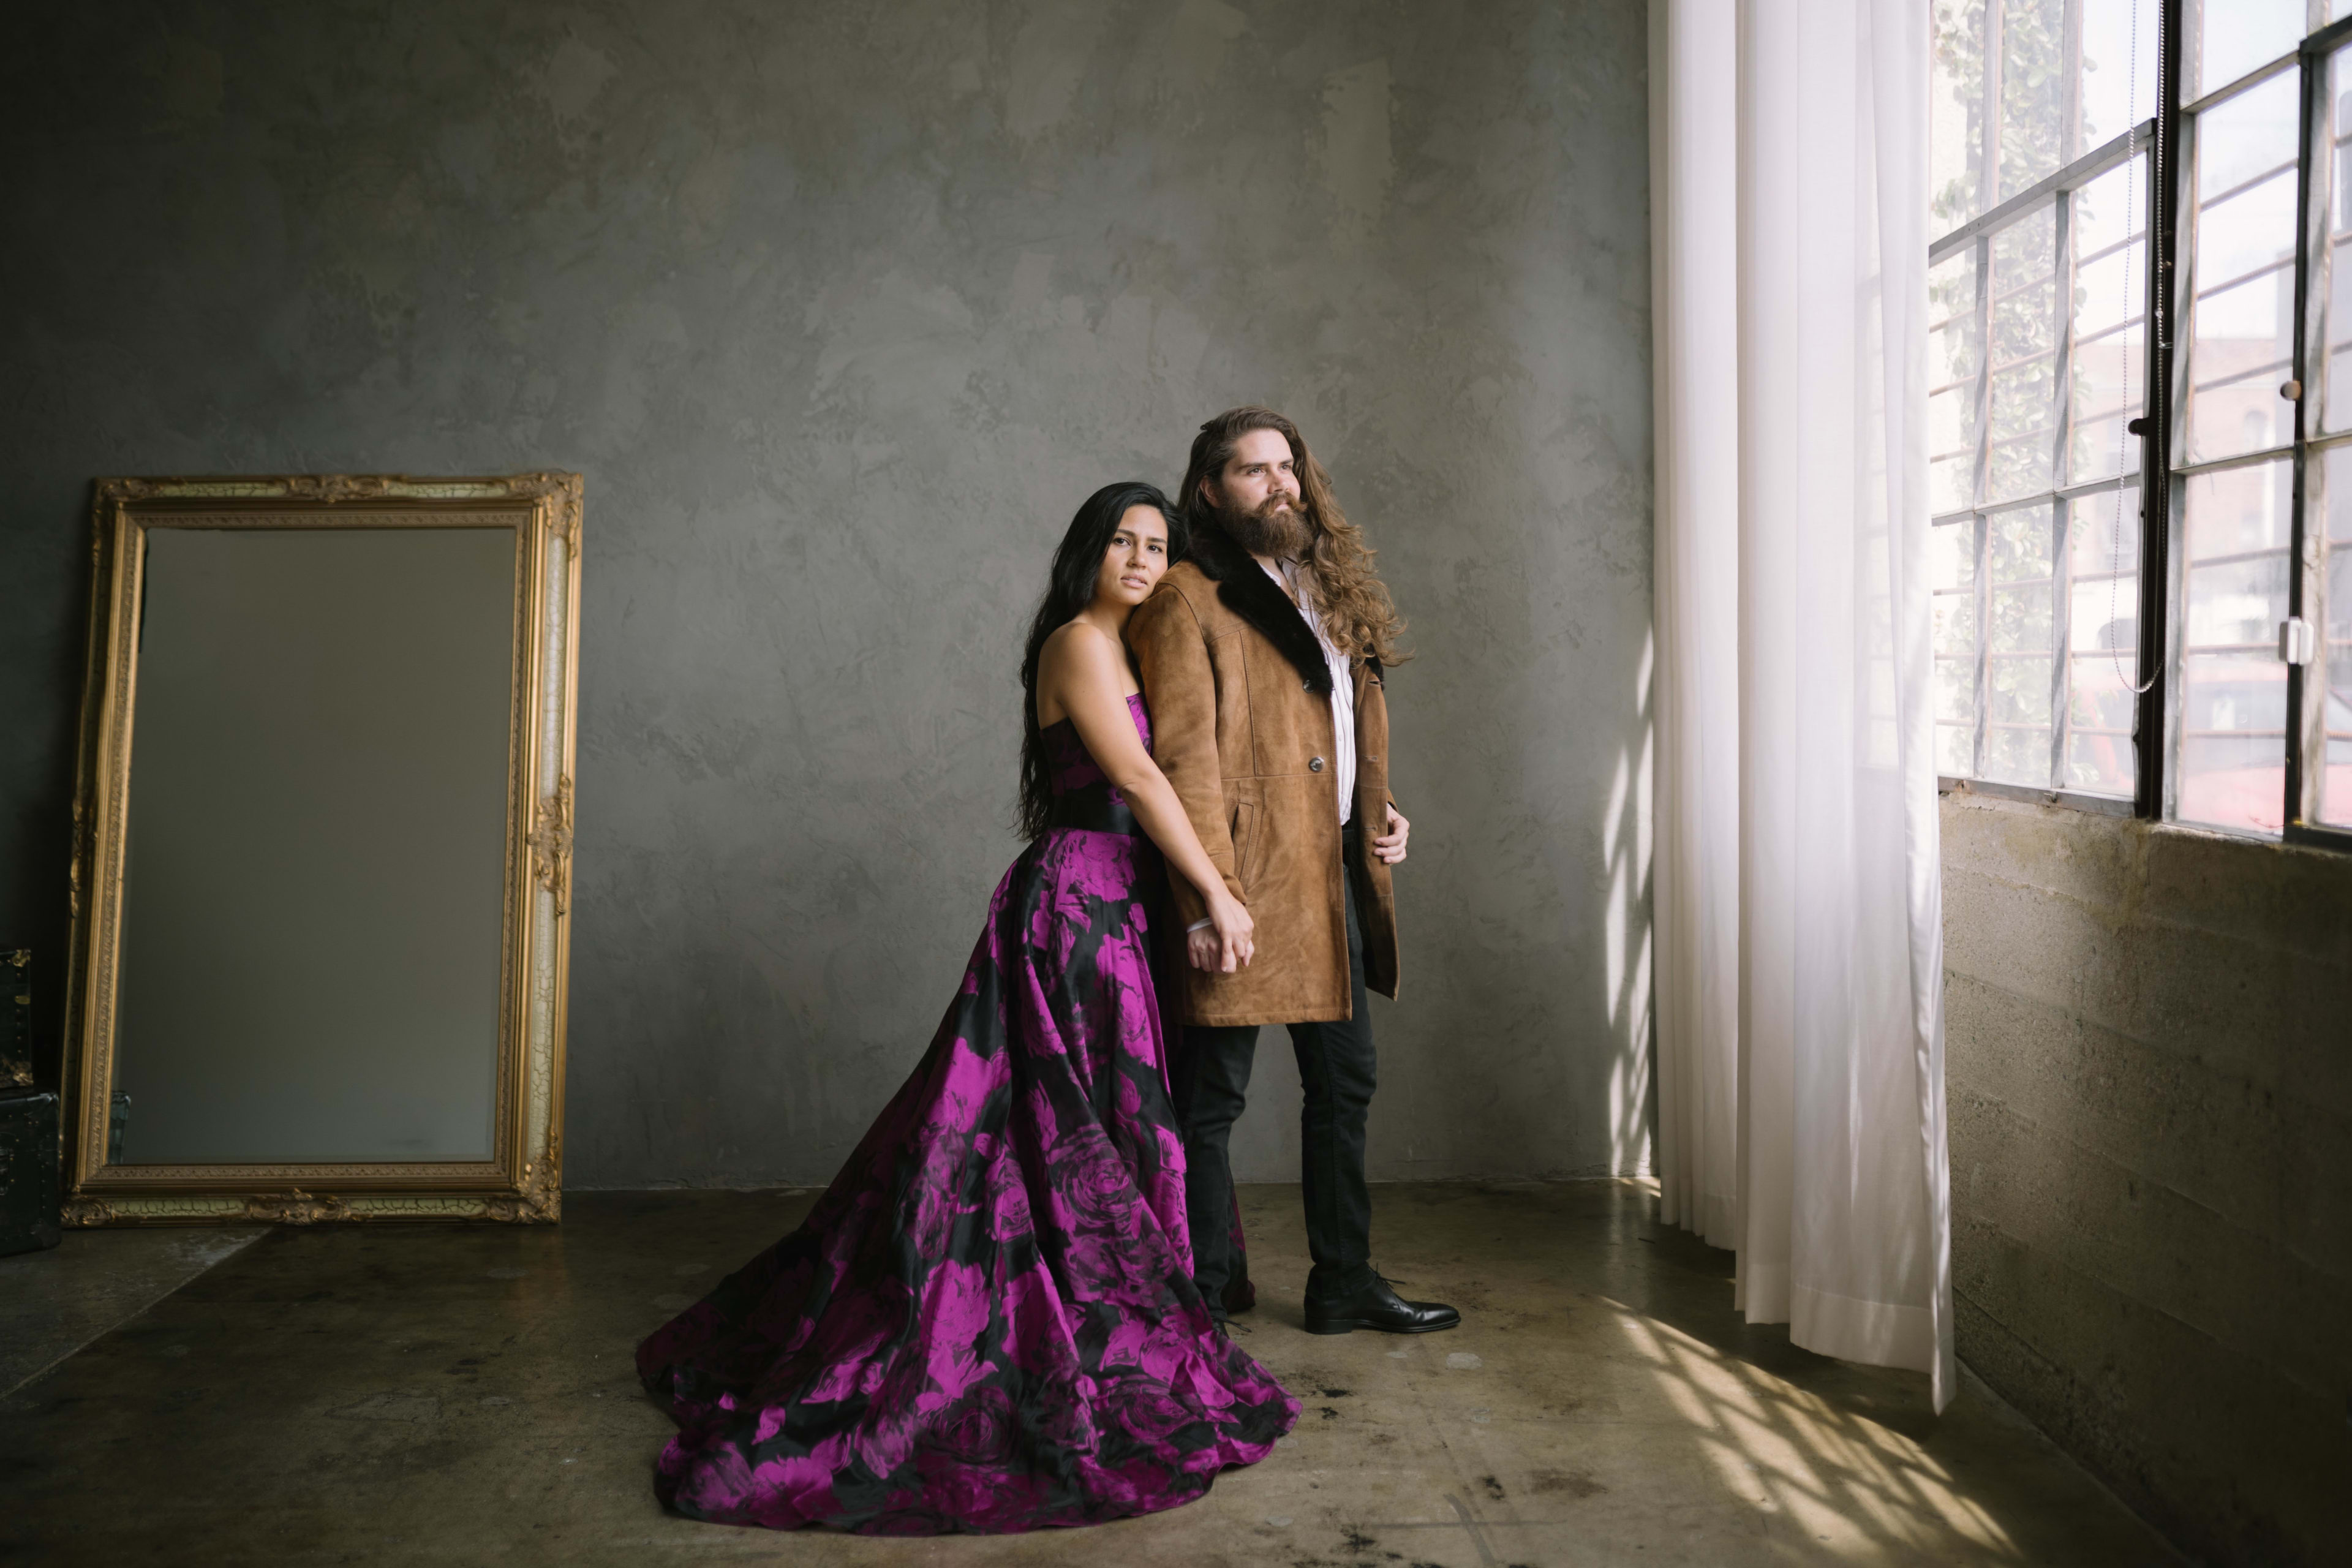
{"left": 1187, "top": 527, "right": 1333, "bottom": 695}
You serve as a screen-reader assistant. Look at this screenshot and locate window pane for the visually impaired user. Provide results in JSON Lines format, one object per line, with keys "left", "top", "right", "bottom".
{"left": 2070, "top": 155, "right": 2150, "bottom": 483}
{"left": 1932, "top": 0, "right": 1990, "bottom": 231}
{"left": 1988, "top": 208, "right": 2059, "bottom": 502}
{"left": 1934, "top": 518, "right": 1980, "bottom": 777}
{"left": 2326, "top": 47, "right": 2352, "bottom": 434}
{"left": 1999, "top": 0, "right": 2068, "bottom": 200}
{"left": 2197, "top": 0, "right": 2302, "bottom": 100}
{"left": 2321, "top": 448, "right": 2352, "bottom": 826}
{"left": 1985, "top": 503, "right": 2057, "bottom": 784}
{"left": 1934, "top": 513, "right": 1982, "bottom": 595}
{"left": 2067, "top": 488, "right": 2141, "bottom": 794}
{"left": 1931, "top": 249, "right": 1983, "bottom": 513}
{"left": 2186, "top": 72, "right": 2299, "bottom": 466}
{"left": 2081, "top": 0, "right": 2160, "bottom": 153}
{"left": 2176, "top": 462, "right": 2291, "bottom": 833}
{"left": 2184, "top": 557, "right": 2290, "bottom": 645}
{"left": 1934, "top": 0, "right": 2160, "bottom": 237}
{"left": 1938, "top": 715, "right": 1980, "bottom": 776}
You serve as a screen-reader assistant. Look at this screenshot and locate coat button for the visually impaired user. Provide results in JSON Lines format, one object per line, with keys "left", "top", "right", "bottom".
{"left": 1303, "top": 677, "right": 1314, "bottom": 689}
{"left": 1309, "top": 756, "right": 1325, "bottom": 772}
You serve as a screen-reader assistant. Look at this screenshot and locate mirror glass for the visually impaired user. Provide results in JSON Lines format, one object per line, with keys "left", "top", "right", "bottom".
{"left": 111, "top": 527, "right": 518, "bottom": 1164}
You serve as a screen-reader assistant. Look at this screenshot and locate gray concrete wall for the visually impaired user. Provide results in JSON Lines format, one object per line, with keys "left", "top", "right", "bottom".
{"left": 1941, "top": 791, "right": 2351, "bottom": 1568}
{"left": 0, "top": 1, "right": 1654, "bottom": 1188}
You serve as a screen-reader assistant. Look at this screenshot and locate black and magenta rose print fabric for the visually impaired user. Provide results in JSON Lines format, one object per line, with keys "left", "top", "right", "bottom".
{"left": 636, "top": 696, "right": 1297, "bottom": 1533}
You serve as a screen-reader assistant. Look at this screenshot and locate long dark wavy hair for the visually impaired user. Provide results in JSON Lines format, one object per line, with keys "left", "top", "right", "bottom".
{"left": 1016, "top": 481, "right": 1188, "bottom": 841}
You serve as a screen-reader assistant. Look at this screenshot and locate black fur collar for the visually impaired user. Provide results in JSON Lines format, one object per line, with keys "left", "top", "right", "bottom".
{"left": 1186, "top": 526, "right": 1333, "bottom": 695}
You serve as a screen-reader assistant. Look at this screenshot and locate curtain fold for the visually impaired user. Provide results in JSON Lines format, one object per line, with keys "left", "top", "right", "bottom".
{"left": 1650, "top": 0, "right": 1954, "bottom": 1411}
{"left": 1649, "top": 0, "right": 1742, "bottom": 1254}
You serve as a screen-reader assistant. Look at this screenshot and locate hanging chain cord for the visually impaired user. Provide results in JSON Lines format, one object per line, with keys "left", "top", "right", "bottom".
{"left": 2110, "top": 0, "right": 2161, "bottom": 695}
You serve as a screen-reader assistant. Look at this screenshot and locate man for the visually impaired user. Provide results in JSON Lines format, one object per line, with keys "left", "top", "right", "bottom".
{"left": 1126, "top": 405, "right": 1459, "bottom": 1337}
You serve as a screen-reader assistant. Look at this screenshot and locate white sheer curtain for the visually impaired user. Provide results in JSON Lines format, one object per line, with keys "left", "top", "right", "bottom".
{"left": 1649, "top": 0, "right": 1741, "bottom": 1255}
{"left": 1649, "top": 0, "right": 1954, "bottom": 1410}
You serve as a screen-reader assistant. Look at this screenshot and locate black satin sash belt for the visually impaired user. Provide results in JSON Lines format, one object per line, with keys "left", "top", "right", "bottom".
{"left": 1047, "top": 782, "right": 1144, "bottom": 837}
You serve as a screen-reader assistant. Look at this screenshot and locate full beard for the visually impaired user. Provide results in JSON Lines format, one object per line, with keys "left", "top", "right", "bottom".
{"left": 1219, "top": 493, "right": 1313, "bottom": 560}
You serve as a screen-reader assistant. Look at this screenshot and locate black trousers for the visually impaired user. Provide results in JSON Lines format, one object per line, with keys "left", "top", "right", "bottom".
{"left": 1172, "top": 823, "right": 1376, "bottom": 1313}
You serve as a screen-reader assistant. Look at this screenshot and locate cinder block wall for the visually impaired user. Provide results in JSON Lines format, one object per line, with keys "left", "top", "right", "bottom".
{"left": 1940, "top": 792, "right": 2351, "bottom": 1567}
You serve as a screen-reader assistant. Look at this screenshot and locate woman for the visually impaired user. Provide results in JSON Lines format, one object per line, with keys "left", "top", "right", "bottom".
{"left": 636, "top": 481, "right": 1299, "bottom": 1534}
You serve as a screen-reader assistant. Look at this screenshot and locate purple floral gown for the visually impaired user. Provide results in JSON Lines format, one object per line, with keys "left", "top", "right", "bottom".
{"left": 636, "top": 693, "right": 1299, "bottom": 1533}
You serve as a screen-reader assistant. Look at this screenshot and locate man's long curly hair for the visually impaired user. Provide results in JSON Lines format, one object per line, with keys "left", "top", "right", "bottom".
{"left": 1177, "top": 405, "right": 1409, "bottom": 665}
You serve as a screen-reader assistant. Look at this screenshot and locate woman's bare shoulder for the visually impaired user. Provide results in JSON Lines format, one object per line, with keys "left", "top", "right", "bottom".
{"left": 1039, "top": 619, "right": 1120, "bottom": 673}
{"left": 1036, "top": 620, "right": 1124, "bottom": 726}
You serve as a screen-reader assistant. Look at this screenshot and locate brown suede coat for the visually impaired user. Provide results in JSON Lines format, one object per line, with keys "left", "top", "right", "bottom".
{"left": 1126, "top": 532, "right": 1400, "bottom": 1027}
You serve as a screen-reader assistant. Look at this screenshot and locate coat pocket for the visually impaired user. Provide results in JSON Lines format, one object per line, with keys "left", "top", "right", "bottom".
{"left": 1229, "top": 800, "right": 1262, "bottom": 892}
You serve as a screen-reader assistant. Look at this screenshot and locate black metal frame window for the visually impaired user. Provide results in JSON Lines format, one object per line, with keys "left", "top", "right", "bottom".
{"left": 1931, "top": 0, "right": 2352, "bottom": 849}
{"left": 2167, "top": 2, "right": 2352, "bottom": 843}
{"left": 1930, "top": 0, "right": 2158, "bottom": 811}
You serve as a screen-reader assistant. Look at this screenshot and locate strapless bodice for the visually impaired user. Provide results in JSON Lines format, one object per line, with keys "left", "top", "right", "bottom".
{"left": 1044, "top": 692, "right": 1151, "bottom": 804}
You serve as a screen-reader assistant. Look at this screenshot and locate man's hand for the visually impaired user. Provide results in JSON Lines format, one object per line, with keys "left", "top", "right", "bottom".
{"left": 1371, "top": 802, "right": 1410, "bottom": 865}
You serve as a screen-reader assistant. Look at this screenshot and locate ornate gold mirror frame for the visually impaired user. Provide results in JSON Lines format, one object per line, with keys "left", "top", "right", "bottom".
{"left": 61, "top": 474, "right": 581, "bottom": 1225}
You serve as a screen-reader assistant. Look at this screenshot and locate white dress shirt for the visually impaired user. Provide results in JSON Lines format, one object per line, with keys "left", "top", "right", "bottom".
{"left": 1266, "top": 557, "right": 1356, "bottom": 827}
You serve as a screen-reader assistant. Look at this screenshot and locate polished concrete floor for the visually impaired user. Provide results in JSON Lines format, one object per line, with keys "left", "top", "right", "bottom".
{"left": 0, "top": 1182, "right": 2184, "bottom": 1566}
{"left": 0, "top": 1224, "right": 262, "bottom": 1397}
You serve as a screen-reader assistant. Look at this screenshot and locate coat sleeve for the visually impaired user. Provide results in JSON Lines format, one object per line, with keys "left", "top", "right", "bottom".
{"left": 1128, "top": 586, "right": 1244, "bottom": 925}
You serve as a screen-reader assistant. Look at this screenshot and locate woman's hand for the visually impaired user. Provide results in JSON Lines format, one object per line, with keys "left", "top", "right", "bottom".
{"left": 1187, "top": 892, "right": 1256, "bottom": 973}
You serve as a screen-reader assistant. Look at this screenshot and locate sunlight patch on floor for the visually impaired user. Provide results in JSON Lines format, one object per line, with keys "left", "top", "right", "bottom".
{"left": 1608, "top": 1297, "right": 2019, "bottom": 1561}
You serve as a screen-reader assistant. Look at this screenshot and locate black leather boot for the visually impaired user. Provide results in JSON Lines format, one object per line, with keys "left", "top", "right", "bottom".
{"left": 1303, "top": 1273, "right": 1461, "bottom": 1335}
